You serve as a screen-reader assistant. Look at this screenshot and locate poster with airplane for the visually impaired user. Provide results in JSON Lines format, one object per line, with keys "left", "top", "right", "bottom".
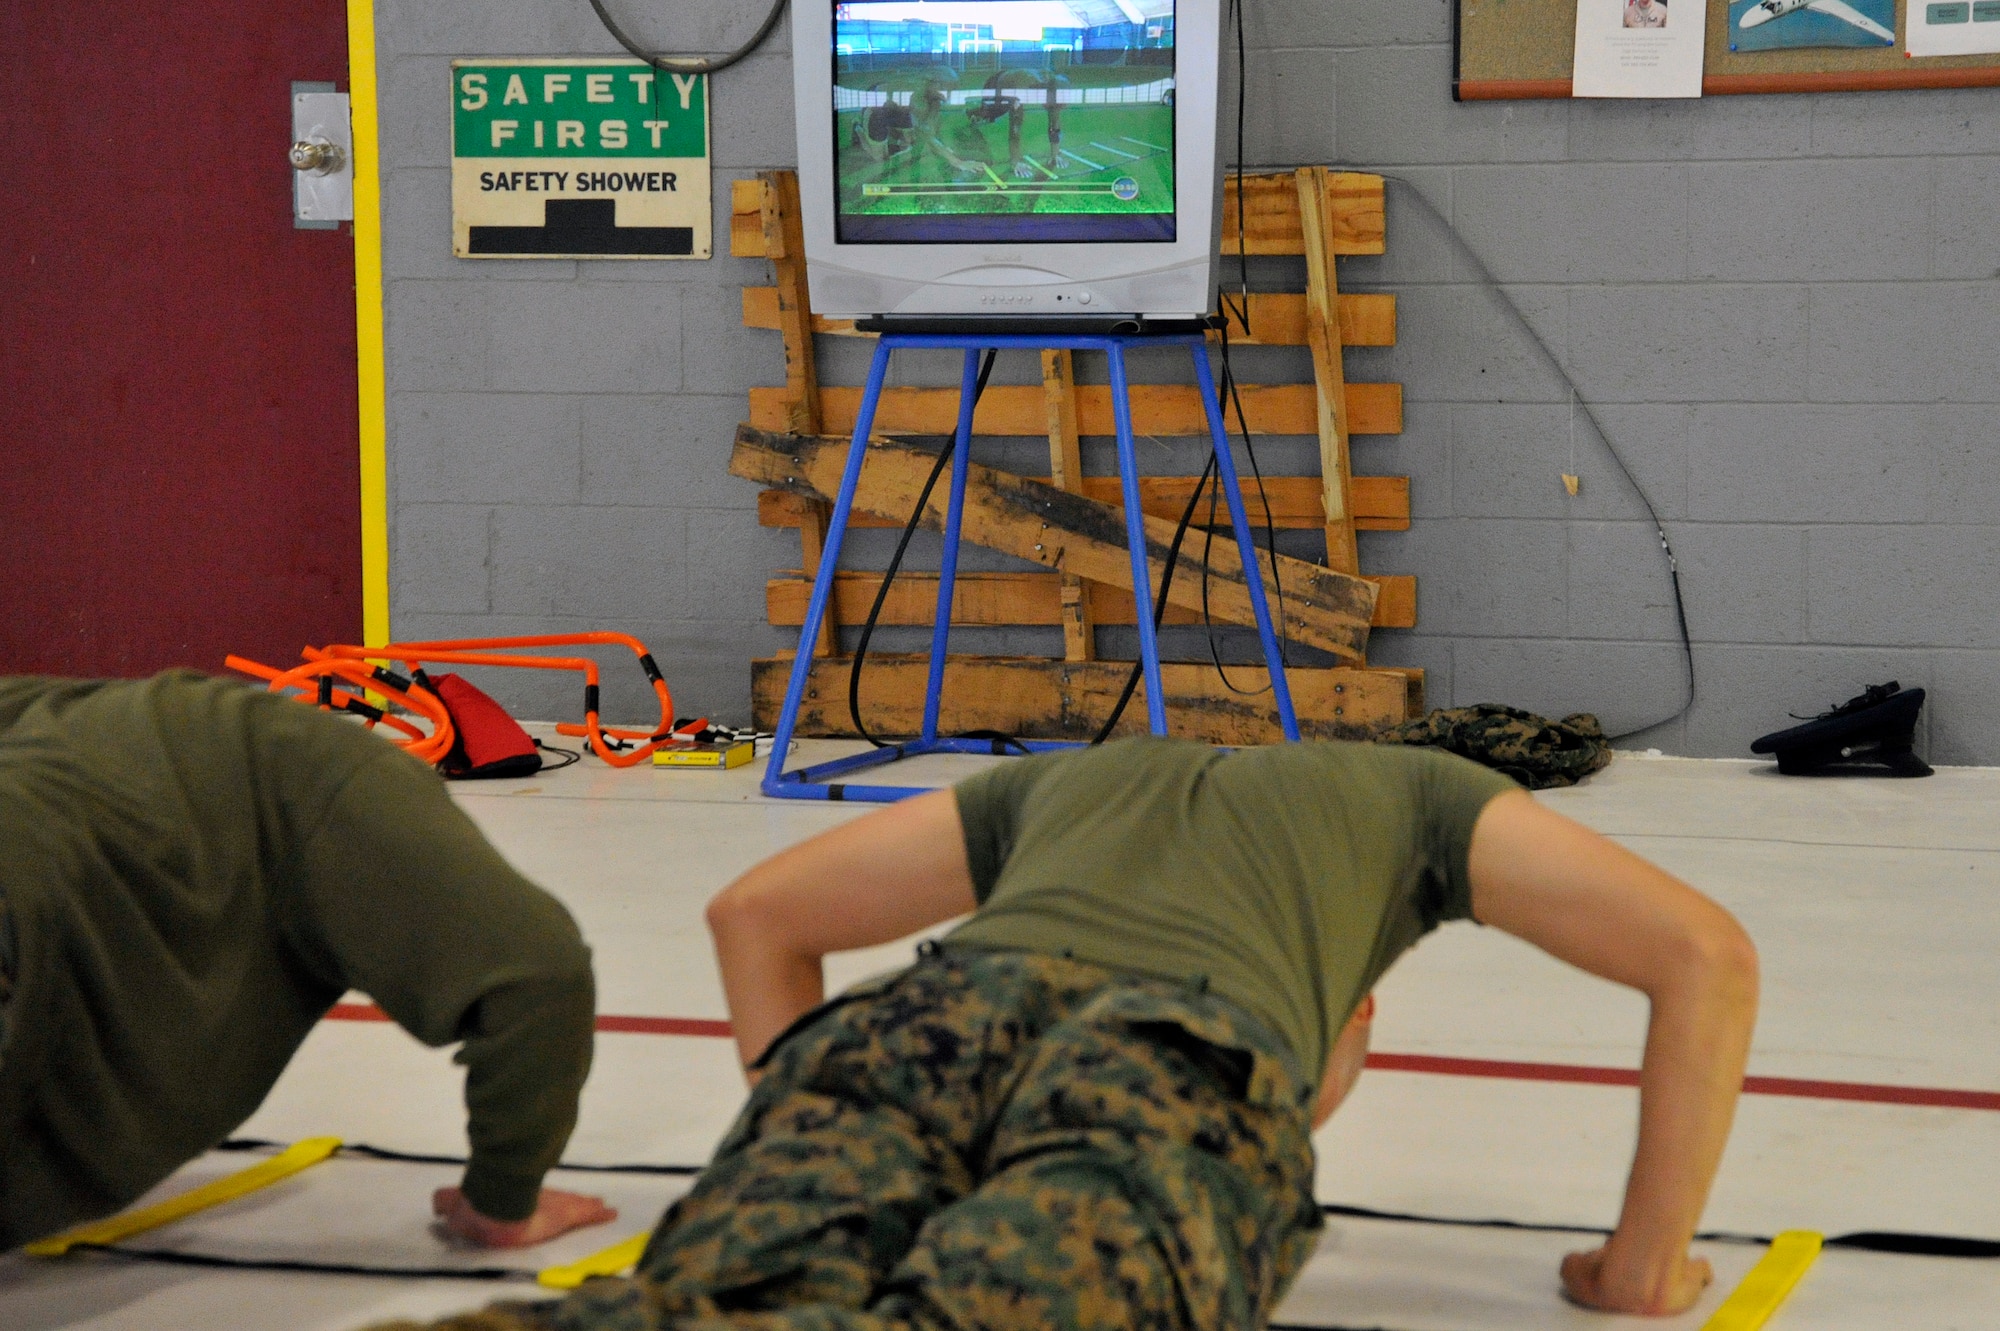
{"left": 1727, "top": 0, "right": 1896, "bottom": 49}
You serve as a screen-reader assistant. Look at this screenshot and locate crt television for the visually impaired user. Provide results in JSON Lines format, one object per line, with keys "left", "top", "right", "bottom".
{"left": 792, "top": 0, "right": 1222, "bottom": 324}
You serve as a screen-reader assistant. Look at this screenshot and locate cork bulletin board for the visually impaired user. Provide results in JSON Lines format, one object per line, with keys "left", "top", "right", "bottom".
{"left": 1455, "top": 0, "right": 2000, "bottom": 97}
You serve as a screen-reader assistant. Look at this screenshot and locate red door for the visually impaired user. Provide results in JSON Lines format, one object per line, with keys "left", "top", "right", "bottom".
{"left": 0, "top": 2, "right": 362, "bottom": 677}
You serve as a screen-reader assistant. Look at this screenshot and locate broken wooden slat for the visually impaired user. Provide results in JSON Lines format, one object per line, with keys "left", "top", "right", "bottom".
{"left": 750, "top": 381, "right": 1402, "bottom": 439}
{"left": 1220, "top": 291, "right": 1396, "bottom": 348}
{"left": 1297, "top": 166, "right": 1360, "bottom": 576}
{"left": 751, "top": 654, "right": 1416, "bottom": 743}
{"left": 1369, "top": 664, "right": 1427, "bottom": 715}
{"left": 742, "top": 287, "right": 1398, "bottom": 350}
{"left": 766, "top": 569, "right": 1418, "bottom": 630}
{"left": 757, "top": 476, "right": 1411, "bottom": 533}
{"left": 1094, "top": 474, "right": 1410, "bottom": 532}
{"left": 1324, "top": 172, "right": 1389, "bottom": 256}
{"left": 758, "top": 171, "right": 818, "bottom": 434}
{"left": 730, "top": 425, "right": 1376, "bottom": 664}
{"left": 729, "top": 178, "right": 765, "bottom": 258}
{"left": 733, "top": 170, "right": 1386, "bottom": 260}
{"left": 758, "top": 169, "right": 835, "bottom": 656}
{"left": 1219, "top": 171, "right": 1386, "bottom": 257}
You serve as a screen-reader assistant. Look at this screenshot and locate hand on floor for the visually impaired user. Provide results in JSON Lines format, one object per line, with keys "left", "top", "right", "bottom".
{"left": 432, "top": 1186, "right": 618, "bottom": 1249}
{"left": 1559, "top": 1245, "right": 1713, "bottom": 1316}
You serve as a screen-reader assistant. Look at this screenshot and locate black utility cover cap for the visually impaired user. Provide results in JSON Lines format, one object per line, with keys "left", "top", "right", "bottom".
{"left": 1751, "top": 681, "right": 1932, "bottom": 778}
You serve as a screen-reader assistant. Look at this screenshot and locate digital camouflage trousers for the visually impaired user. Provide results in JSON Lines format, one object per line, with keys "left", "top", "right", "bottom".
{"left": 378, "top": 947, "right": 1323, "bottom": 1331}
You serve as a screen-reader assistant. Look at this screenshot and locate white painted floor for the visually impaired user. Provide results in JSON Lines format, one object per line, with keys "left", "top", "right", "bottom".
{"left": 3, "top": 737, "right": 1997, "bottom": 1329}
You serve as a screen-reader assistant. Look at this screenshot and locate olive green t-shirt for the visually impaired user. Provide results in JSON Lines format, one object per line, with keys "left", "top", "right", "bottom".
{"left": 0, "top": 673, "right": 594, "bottom": 1249}
{"left": 949, "top": 737, "right": 1518, "bottom": 1085}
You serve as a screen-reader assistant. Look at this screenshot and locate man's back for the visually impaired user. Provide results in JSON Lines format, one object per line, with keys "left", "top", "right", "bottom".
{"left": 949, "top": 738, "right": 1515, "bottom": 1082}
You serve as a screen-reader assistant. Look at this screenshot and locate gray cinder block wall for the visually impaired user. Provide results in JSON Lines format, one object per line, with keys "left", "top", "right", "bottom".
{"left": 374, "top": 0, "right": 2000, "bottom": 764}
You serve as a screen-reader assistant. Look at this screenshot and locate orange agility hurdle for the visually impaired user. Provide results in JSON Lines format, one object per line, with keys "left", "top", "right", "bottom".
{"left": 225, "top": 652, "right": 458, "bottom": 764}
{"left": 230, "top": 633, "right": 683, "bottom": 769}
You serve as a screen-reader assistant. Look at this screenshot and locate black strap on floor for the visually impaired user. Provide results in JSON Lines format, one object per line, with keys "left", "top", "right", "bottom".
{"left": 217, "top": 1137, "right": 700, "bottom": 1176}
{"left": 1321, "top": 1200, "right": 2000, "bottom": 1259}
{"left": 65, "top": 1241, "right": 537, "bottom": 1282}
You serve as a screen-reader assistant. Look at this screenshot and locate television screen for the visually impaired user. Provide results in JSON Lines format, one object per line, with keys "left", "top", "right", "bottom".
{"left": 831, "top": 1, "right": 1176, "bottom": 245}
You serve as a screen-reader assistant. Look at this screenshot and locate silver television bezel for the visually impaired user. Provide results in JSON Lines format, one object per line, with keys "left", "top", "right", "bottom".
{"left": 792, "top": 0, "right": 1222, "bottom": 321}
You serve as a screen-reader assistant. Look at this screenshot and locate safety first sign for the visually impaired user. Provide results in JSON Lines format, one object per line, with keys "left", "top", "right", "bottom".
{"left": 451, "top": 59, "right": 711, "bottom": 259}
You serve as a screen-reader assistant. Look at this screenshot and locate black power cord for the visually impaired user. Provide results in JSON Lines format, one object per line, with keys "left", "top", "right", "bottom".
{"left": 1195, "top": 0, "right": 1289, "bottom": 700}
{"left": 1213, "top": 0, "right": 1693, "bottom": 741}
{"left": 585, "top": 0, "right": 790, "bottom": 76}
{"left": 1089, "top": 452, "right": 1219, "bottom": 744}
{"left": 1369, "top": 175, "right": 1696, "bottom": 743}
{"left": 848, "top": 351, "right": 999, "bottom": 747}
{"left": 1200, "top": 317, "right": 1291, "bottom": 695}
{"left": 1223, "top": 0, "right": 1252, "bottom": 335}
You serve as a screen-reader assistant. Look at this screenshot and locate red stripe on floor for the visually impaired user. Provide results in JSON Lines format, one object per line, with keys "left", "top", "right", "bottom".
{"left": 322, "top": 1005, "right": 2000, "bottom": 1112}
{"left": 325, "top": 1002, "right": 730, "bottom": 1039}
{"left": 595, "top": 1014, "right": 735, "bottom": 1038}
{"left": 1365, "top": 1053, "right": 1639, "bottom": 1088}
{"left": 1364, "top": 1052, "right": 2000, "bottom": 1112}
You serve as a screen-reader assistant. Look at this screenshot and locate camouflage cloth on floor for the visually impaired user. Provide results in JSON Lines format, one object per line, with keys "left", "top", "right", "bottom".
{"left": 372, "top": 948, "right": 1322, "bottom": 1331}
{"left": 1378, "top": 704, "right": 1613, "bottom": 790}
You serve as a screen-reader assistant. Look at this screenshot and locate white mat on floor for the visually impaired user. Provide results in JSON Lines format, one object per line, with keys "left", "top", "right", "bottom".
{"left": 5, "top": 1149, "right": 1995, "bottom": 1330}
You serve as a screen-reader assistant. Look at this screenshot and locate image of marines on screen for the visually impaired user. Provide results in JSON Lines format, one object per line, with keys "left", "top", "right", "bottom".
{"left": 832, "top": 0, "right": 1177, "bottom": 243}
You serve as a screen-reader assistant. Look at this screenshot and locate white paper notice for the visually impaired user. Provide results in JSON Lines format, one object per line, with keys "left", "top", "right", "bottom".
{"left": 1907, "top": 0, "right": 2000, "bottom": 57}
{"left": 1573, "top": 0, "right": 1711, "bottom": 97}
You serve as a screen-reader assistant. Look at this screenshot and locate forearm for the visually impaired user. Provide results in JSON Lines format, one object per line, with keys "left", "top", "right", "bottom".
{"left": 1467, "top": 790, "right": 1763, "bottom": 1315}
{"left": 1609, "top": 948, "right": 1759, "bottom": 1287}
{"left": 704, "top": 790, "right": 979, "bottom": 1079}
{"left": 457, "top": 972, "right": 596, "bottom": 1221}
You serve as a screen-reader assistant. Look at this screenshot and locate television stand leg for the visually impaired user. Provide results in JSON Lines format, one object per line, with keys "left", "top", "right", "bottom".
{"left": 920, "top": 349, "right": 982, "bottom": 744}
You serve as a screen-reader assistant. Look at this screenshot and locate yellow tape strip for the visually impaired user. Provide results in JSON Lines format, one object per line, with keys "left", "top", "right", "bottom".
{"left": 346, "top": 0, "right": 391, "bottom": 648}
{"left": 1700, "top": 1230, "right": 1823, "bottom": 1331}
{"left": 537, "top": 1231, "right": 650, "bottom": 1290}
{"left": 25, "top": 1137, "right": 344, "bottom": 1257}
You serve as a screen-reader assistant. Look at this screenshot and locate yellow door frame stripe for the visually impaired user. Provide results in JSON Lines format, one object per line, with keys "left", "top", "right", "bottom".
{"left": 348, "top": 0, "right": 390, "bottom": 647}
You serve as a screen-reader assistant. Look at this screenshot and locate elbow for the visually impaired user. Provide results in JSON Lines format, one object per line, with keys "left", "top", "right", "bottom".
{"left": 704, "top": 880, "right": 753, "bottom": 942}
{"left": 1677, "top": 909, "right": 1761, "bottom": 1012}
{"left": 705, "top": 876, "right": 783, "bottom": 953}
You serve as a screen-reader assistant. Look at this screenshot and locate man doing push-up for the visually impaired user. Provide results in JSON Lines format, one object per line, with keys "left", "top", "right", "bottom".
{"left": 390, "top": 735, "right": 1758, "bottom": 1330}
{"left": 0, "top": 672, "right": 616, "bottom": 1252}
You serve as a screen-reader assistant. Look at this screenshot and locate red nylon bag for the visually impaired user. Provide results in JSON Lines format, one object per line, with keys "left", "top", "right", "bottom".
{"left": 430, "top": 672, "right": 542, "bottom": 779}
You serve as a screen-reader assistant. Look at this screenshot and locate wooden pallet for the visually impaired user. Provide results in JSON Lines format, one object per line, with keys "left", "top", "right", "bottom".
{"left": 730, "top": 425, "right": 1379, "bottom": 664}
{"left": 731, "top": 168, "right": 1420, "bottom": 743}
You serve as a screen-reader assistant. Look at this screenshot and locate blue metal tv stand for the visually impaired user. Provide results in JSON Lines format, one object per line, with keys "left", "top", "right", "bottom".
{"left": 760, "top": 330, "right": 1300, "bottom": 802}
